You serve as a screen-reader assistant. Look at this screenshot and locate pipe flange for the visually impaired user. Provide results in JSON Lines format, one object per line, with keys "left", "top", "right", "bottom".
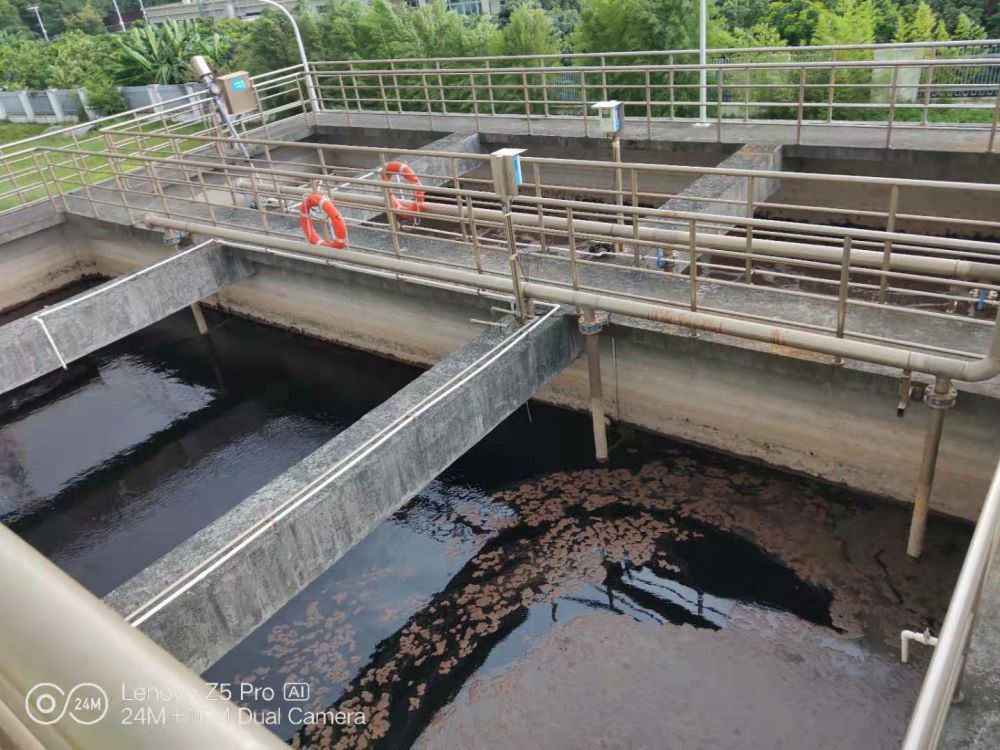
{"left": 924, "top": 384, "right": 958, "bottom": 410}
{"left": 579, "top": 311, "right": 610, "bottom": 335}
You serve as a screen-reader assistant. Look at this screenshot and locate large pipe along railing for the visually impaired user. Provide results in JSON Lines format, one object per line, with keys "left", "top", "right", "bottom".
{"left": 143, "top": 214, "right": 1000, "bottom": 384}
{"left": 35, "top": 135, "right": 1000, "bottom": 368}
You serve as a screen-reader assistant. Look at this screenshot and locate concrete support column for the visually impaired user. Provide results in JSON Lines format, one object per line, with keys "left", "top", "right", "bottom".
{"left": 190, "top": 302, "right": 209, "bottom": 334}
{"left": 16, "top": 91, "right": 33, "bottom": 123}
{"left": 45, "top": 89, "right": 64, "bottom": 122}
{"left": 907, "top": 375, "right": 958, "bottom": 558}
{"left": 581, "top": 307, "right": 609, "bottom": 463}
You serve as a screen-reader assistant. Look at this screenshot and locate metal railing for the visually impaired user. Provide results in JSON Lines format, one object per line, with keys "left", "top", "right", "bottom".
{"left": 903, "top": 458, "right": 1000, "bottom": 749}
{"left": 5, "top": 42, "right": 1000, "bottom": 217}
{"left": 30, "top": 126, "right": 1000, "bottom": 383}
{"left": 310, "top": 54, "right": 1000, "bottom": 150}
{"left": 319, "top": 38, "right": 1000, "bottom": 70}
{"left": 0, "top": 63, "right": 307, "bottom": 215}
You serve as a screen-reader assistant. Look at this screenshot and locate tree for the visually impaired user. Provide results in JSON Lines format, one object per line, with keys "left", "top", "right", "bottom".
{"left": 953, "top": 11, "right": 987, "bottom": 38}
{"left": 0, "top": 0, "right": 30, "bottom": 36}
{"left": 813, "top": 0, "right": 878, "bottom": 45}
{"left": 894, "top": 0, "right": 951, "bottom": 41}
{"left": 112, "top": 21, "right": 228, "bottom": 85}
{"left": 765, "top": 0, "right": 823, "bottom": 47}
{"left": 0, "top": 38, "right": 50, "bottom": 89}
{"left": 49, "top": 30, "right": 112, "bottom": 87}
{"left": 64, "top": 2, "right": 106, "bottom": 34}
{"left": 315, "top": 0, "right": 366, "bottom": 60}
{"left": 571, "top": 0, "right": 664, "bottom": 54}
{"left": 411, "top": 0, "right": 496, "bottom": 58}
{"left": 354, "top": 0, "right": 419, "bottom": 59}
{"left": 493, "top": 2, "right": 559, "bottom": 57}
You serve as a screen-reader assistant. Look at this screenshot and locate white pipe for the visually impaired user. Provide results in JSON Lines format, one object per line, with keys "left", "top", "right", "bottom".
{"left": 255, "top": 0, "right": 320, "bottom": 114}
{"left": 901, "top": 629, "right": 939, "bottom": 663}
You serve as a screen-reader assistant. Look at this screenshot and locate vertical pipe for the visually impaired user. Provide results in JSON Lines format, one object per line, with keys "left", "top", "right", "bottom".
{"left": 582, "top": 307, "right": 609, "bottom": 463}
{"left": 908, "top": 376, "right": 956, "bottom": 559}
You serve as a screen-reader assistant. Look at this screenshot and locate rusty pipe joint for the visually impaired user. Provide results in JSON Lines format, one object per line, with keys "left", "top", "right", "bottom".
{"left": 579, "top": 310, "right": 610, "bottom": 336}
{"left": 924, "top": 383, "right": 958, "bottom": 411}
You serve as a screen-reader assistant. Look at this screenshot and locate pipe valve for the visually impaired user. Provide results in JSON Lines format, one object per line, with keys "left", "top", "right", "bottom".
{"left": 924, "top": 383, "right": 958, "bottom": 410}
{"left": 579, "top": 310, "right": 610, "bottom": 335}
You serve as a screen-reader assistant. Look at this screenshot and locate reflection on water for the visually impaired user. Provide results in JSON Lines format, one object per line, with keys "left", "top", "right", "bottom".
{"left": 3, "top": 283, "right": 971, "bottom": 748}
{"left": 2, "top": 283, "right": 418, "bottom": 596}
{"left": 209, "top": 417, "right": 970, "bottom": 750}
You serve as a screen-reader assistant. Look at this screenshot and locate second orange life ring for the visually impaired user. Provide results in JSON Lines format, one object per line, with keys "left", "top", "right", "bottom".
{"left": 381, "top": 161, "right": 425, "bottom": 213}
{"left": 299, "top": 193, "right": 347, "bottom": 249}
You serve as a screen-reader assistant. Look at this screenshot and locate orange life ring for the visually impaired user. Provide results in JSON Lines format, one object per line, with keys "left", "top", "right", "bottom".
{"left": 381, "top": 161, "right": 425, "bottom": 213}
{"left": 299, "top": 193, "right": 347, "bottom": 249}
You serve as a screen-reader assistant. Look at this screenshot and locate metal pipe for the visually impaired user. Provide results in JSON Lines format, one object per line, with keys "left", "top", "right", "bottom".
{"left": 907, "top": 375, "right": 957, "bottom": 558}
{"left": 227, "top": 180, "right": 1000, "bottom": 285}
{"left": 581, "top": 307, "right": 608, "bottom": 462}
{"left": 143, "top": 215, "right": 1000, "bottom": 382}
{"left": 256, "top": 0, "right": 317, "bottom": 115}
{"left": 26, "top": 5, "right": 48, "bottom": 42}
{"left": 0, "top": 524, "right": 286, "bottom": 749}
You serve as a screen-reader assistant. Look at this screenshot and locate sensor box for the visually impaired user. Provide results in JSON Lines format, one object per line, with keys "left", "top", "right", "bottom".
{"left": 217, "top": 71, "right": 259, "bottom": 115}
{"left": 591, "top": 100, "right": 624, "bottom": 134}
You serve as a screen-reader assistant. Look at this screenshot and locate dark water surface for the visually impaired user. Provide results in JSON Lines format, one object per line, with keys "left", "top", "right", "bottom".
{"left": 2, "top": 285, "right": 972, "bottom": 749}
{"left": 1, "top": 282, "right": 417, "bottom": 596}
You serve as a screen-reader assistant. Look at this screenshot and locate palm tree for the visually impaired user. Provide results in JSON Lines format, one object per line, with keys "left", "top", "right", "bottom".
{"left": 112, "top": 21, "right": 228, "bottom": 86}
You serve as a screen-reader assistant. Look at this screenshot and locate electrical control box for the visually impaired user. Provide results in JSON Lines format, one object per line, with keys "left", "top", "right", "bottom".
{"left": 216, "top": 71, "right": 259, "bottom": 115}
{"left": 490, "top": 148, "right": 526, "bottom": 200}
{"left": 591, "top": 100, "right": 623, "bottom": 134}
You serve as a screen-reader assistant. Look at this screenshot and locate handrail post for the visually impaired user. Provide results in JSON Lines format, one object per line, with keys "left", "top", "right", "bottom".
{"left": 796, "top": 67, "right": 806, "bottom": 144}
{"left": 879, "top": 184, "right": 900, "bottom": 303}
{"left": 886, "top": 64, "right": 901, "bottom": 149}
{"left": 834, "top": 236, "right": 852, "bottom": 364}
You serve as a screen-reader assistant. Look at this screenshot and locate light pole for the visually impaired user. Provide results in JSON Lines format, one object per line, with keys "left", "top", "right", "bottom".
{"left": 111, "top": 0, "right": 126, "bottom": 31}
{"left": 27, "top": 5, "right": 49, "bottom": 42}
{"left": 256, "top": 0, "right": 321, "bottom": 113}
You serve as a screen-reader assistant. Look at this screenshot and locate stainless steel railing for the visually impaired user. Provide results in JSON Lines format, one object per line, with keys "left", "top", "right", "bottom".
{"left": 309, "top": 55, "right": 1000, "bottom": 149}
{"left": 29, "top": 126, "right": 1000, "bottom": 382}
{"left": 0, "top": 63, "right": 307, "bottom": 216}
{"left": 903, "top": 458, "right": 1000, "bottom": 749}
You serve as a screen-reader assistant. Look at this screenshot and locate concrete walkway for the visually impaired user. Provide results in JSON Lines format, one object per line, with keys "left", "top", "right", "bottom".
{"left": 314, "top": 110, "right": 998, "bottom": 155}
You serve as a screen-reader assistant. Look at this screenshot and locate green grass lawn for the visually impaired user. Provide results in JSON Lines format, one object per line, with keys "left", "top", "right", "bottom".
{"left": 0, "top": 119, "right": 213, "bottom": 213}
{"left": 0, "top": 121, "right": 53, "bottom": 145}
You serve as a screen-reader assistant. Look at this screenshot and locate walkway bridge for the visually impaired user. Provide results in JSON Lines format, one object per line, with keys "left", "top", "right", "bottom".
{"left": 1, "top": 39, "right": 1000, "bottom": 750}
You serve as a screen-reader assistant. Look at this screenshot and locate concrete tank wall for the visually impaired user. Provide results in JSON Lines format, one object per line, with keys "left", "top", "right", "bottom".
{"left": 2, "top": 214, "right": 997, "bottom": 522}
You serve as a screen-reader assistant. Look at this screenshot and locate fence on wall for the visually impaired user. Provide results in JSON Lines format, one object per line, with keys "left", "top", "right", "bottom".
{"left": 0, "top": 83, "right": 203, "bottom": 125}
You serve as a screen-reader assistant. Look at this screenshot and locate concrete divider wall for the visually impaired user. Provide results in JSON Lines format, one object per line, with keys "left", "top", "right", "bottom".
{"left": 106, "top": 311, "right": 582, "bottom": 672}
{"left": 0, "top": 241, "right": 255, "bottom": 397}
